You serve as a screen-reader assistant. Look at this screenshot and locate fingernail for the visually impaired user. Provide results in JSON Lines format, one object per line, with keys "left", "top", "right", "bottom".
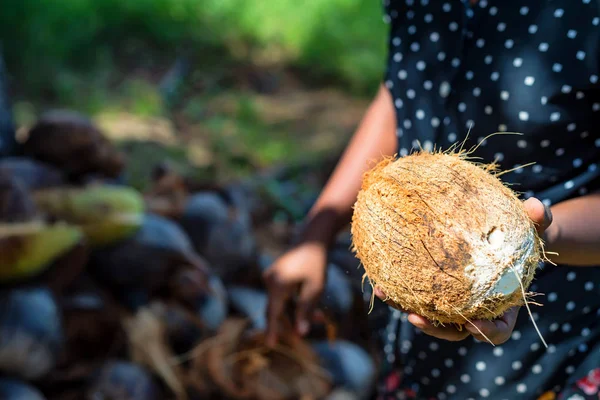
{"left": 297, "top": 320, "right": 310, "bottom": 336}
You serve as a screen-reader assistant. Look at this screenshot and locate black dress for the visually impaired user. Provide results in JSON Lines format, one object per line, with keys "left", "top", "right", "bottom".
{"left": 375, "top": 0, "right": 600, "bottom": 399}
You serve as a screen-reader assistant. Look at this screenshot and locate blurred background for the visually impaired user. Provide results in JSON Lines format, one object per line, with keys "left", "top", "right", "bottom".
{"left": 2, "top": 0, "right": 387, "bottom": 186}
{"left": 0, "top": 1, "right": 391, "bottom": 399}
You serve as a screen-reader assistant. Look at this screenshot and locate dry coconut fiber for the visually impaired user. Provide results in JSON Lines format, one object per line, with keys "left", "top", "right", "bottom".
{"left": 351, "top": 143, "right": 550, "bottom": 339}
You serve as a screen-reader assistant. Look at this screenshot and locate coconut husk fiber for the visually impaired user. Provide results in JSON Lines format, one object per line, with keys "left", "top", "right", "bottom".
{"left": 351, "top": 150, "right": 543, "bottom": 325}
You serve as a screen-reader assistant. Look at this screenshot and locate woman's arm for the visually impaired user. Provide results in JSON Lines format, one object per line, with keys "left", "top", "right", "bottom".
{"left": 297, "top": 83, "right": 398, "bottom": 248}
{"left": 544, "top": 193, "right": 600, "bottom": 266}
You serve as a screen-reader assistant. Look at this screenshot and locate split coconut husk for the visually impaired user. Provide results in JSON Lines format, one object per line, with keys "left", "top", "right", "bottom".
{"left": 185, "top": 319, "right": 332, "bottom": 400}
{"left": 351, "top": 150, "right": 544, "bottom": 326}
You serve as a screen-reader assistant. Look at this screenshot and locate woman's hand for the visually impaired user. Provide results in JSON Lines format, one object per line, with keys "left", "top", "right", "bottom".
{"left": 374, "top": 197, "right": 553, "bottom": 344}
{"left": 263, "top": 242, "right": 328, "bottom": 346}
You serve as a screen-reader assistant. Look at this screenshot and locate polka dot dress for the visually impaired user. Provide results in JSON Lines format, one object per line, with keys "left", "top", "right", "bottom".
{"left": 374, "top": 1, "right": 600, "bottom": 399}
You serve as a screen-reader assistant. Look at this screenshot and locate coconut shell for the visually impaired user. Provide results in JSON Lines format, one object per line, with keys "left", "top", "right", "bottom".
{"left": 23, "top": 110, "right": 125, "bottom": 179}
{"left": 351, "top": 152, "right": 542, "bottom": 325}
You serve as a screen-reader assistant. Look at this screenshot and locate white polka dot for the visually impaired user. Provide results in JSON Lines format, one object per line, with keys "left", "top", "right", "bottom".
{"left": 458, "top": 346, "right": 468, "bottom": 356}
{"left": 594, "top": 17, "right": 600, "bottom": 25}
{"left": 504, "top": 39, "right": 514, "bottom": 49}
{"left": 494, "top": 152, "right": 504, "bottom": 162}
{"left": 484, "top": 55, "right": 493, "bottom": 64}
{"left": 519, "top": 111, "right": 529, "bottom": 121}
{"left": 517, "top": 383, "right": 527, "bottom": 393}
{"left": 577, "top": 51, "right": 586, "bottom": 60}
{"left": 542, "top": 199, "right": 552, "bottom": 207}
{"left": 431, "top": 368, "right": 441, "bottom": 377}
{"left": 513, "top": 58, "right": 523, "bottom": 67}
{"left": 423, "top": 140, "right": 433, "bottom": 152}
{"left": 501, "top": 91, "right": 510, "bottom": 100}
{"left": 567, "top": 271, "right": 576, "bottom": 281}
{"left": 398, "top": 70, "right": 407, "bottom": 80}
{"left": 438, "top": 393, "right": 447, "bottom": 400}
{"left": 473, "top": 87, "right": 481, "bottom": 97}
{"left": 458, "top": 102, "right": 467, "bottom": 112}
{"left": 489, "top": 6, "right": 497, "bottom": 15}
{"left": 443, "top": 117, "right": 450, "bottom": 125}
{"left": 548, "top": 292, "right": 558, "bottom": 302}
{"left": 554, "top": 8, "right": 564, "bottom": 17}
{"left": 498, "top": 124, "right": 507, "bottom": 132}
{"left": 437, "top": 51, "right": 446, "bottom": 61}
{"left": 591, "top": 163, "right": 598, "bottom": 171}
{"left": 511, "top": 330, "right": 522, "bottom": 340}
{"left": 583, "top": 306, "right": 592, "bottom": 314}
{"left": 566, "top": 365, "right": 575, "bottom": 374}
{"left": 491, "top": 71, "right": 500, "bottom": 81}
{"left": 549, "top": 112, "right": 560, "bottom": 122}
{"left": 497, "top": 22, "right": 506, "bottom": 32}
{"left": 423, "top": 80, "right": 433, "bottom": 90}
{"left": 532, "top": 165, "right": 543, "bottom": 173}
{"left": 479, "top": 0, "right": 488, "bottom": 7}
{"left": 400, "top": 148, "right": 408, "bottom": 157}
{"left": 532, "top": 365, "right": 542, "bottom": 374}
{"left": 416, "top": 109, "right": 425, "bottom": 120}
{"left": 439, "top": 81, "right": 451, "bottom": 98}
{"left": 443, "top": 3, "right": 451, "bottom": 12}
{"left": 416, "top": 61, "right": 426, "bottom": 71}
{"left": 480, "top": 388, "right": 490, "bottom": 398}
{"left": 403, "top": 120, "right": 412, "bottom": 130}
{"left": 392, "top": 37, "right": 401, "bottom": 46}
{"left": 596, "top": 139, "right": 600, "bottom": 147}
{"left": 529, "top": 24, "right": 538, "bottom": 34}
{"left": 407, "top": 89, "right": 416, "bottom": 99}
{"left": 395, "top": 99, "right": 403, "bottom": 109}
{"left": 567, "top": 29, "right": 577, "bottom": 39}
{"left": 562, "top": 85, "right": 572, "bottom": 94}
{"left": 421, "top": 377, "right": 430, "bottom": 385}
{"left": 393, "top": 52, "right": 403, "bottom": 63}
{"left": 572, "top": 158, "right": 583, "bottom": 168}
{"left": 466, "top": 70, "right": 474, "bottom": 80}
{"left": 448, "top": 133, "right": 457, "bottom": 142}
{"left": 410, "top": 42, "right": 420, "bottom": 52}
{"left": 461, "top": 374, "right": 471, "bottom": 383}
{"left": 524, "top": 76, "right": 535, "bottom": 86}
{"left": 385, "top": 80, "right": 393, "bottom": 89}
{"left": 431, "top": 117, "right": 440, "bottom": 128}
{"left": 493, "top": 376, "right": 505, "bottom": 386}
{"left": 552, "top": 63, "right": 563, "bottom": 72}
{"left": 564, "top": 180, "right": 575, "bottom": 190}
{"left": 447, "top": 384, "right": 456, "bottom": 394}
{"left": 512, "top": 361, "right": 522, "bottom": 370}
{"left": 465, "top": 119, "right": 474, "bottom": 129}
{"left": 594, "top": 103, "right": 600, "bottom": 111}
{"left": 449, "top": 22, "right": 458, "bottom": 31}
{"left": 591, "top": 75, "right": 599, "bottom": 83}
{"left": 531, "top": 343, "right": 540, "bottom": 352}
{"left": 539, "top": 42, "right": 549, "bottom": 52}
{"left": 578, "top": 343, "right": 588, "bottom": 352}
{"left": 567, "top": 123, "right": 577, "bottom": 132}
{"left": 418, "top": 351, "right": 427, "bottom": 360}
{"left": 451, "top": 58, "right": 460, "bottom": 68}
{"left": 562, "top": 323, "right": 572, "bottom": 333}
{"left": 408, "top": 25, "right": 417, "bottom": 35}
{"left": 444, "top": 358, "right": 454, "bottom": 368}
{"left": 493, "top": 347, "right": 504, "bottom": 357}
{"left": 430, "top": 32, "right": 440, "bottom": 42}
{"left": 541, "top": 96, "right": 548, "bottom": 105}
{"left": 549, "top": 322, "right": 559, "bottom": 332}
{"left": 424, "top": 13, "right": 433, "bottom": 23}
{"left": 516, "top": 139, "right": 527, "bottom": 148}
{"left": 555, "top": 148, "right": 565, "bottom": 156}
{"left": 582, "top": 327, "right": 591, "bottom": 337}
{"left": 576, "top": 91, "right": 585, "bottom": 99}
{"left": 581, "top": 131, "right": 589, "bottom": 138}
{"left": 476, "top": 361, "right": 486, "bottom": 371}
{"left": 584, "top": 281, "right": 594, "bottom": 291}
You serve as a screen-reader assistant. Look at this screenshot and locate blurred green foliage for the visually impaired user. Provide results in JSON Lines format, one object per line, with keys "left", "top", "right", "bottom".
{"left": 0, "top": 0, "right": 387, "bottom": 98}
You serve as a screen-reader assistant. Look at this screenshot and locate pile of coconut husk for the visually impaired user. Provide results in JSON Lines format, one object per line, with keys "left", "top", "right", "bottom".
{"left": 0, "top": 110, "right": 378, "bottom": 400}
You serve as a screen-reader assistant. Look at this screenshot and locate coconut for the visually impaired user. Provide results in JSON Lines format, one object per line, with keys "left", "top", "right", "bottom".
{"left": 351, "top": 151, "right": 543, "bottom": 325}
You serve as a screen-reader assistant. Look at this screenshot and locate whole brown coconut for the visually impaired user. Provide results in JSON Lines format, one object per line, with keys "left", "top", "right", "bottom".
{"left": 351, "top": 151, "right": 543, "bottom": 325}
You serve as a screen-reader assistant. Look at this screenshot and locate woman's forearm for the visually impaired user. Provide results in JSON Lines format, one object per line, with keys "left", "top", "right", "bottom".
{"left": 298, "top": 84, "right": 397, "bottom": 247}
{"left": 544, "top": 193, "right": 600, "bottom": 266}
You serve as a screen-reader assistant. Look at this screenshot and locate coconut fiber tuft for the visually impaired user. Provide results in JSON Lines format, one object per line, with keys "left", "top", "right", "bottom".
{"left": 351, "top": 151, "right": 542, "bottom": 325}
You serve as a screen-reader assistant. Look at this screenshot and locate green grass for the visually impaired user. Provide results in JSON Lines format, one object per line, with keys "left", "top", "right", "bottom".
{"left": 0, "top": 0, "right": 387, "bottom": 100}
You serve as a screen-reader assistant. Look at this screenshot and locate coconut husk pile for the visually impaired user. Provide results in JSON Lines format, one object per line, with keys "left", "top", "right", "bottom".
{"left": 185, "top": 319, "right": 332, "bottom": 400}
{"left": 0, "top": 109, "right": 376, "bottom": 400}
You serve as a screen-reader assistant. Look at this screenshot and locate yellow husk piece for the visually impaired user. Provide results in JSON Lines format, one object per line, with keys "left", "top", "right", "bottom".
{"left": 0, "top": 221, "right": 82, "bottom": 281}
{"left": 33, "top": 185, "right": 144, "bottom": 247}
{"left": 351, "top": 150, "right": 542, "bottom": 325}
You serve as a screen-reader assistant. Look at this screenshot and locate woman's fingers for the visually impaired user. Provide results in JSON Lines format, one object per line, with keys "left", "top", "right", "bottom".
{"left": 465, "top": 307, "right": 520, "bottom": 345}
{"left": 407, "top": 314, "right": 471, "bottom": 341}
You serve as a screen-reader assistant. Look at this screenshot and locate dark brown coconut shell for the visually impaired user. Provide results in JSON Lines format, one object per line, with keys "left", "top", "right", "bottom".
{"left": 23, "top": 110, "right": 125, "bottom": 179}
{"left": 351, "top": 152, "right": 542, "bottom": 325}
